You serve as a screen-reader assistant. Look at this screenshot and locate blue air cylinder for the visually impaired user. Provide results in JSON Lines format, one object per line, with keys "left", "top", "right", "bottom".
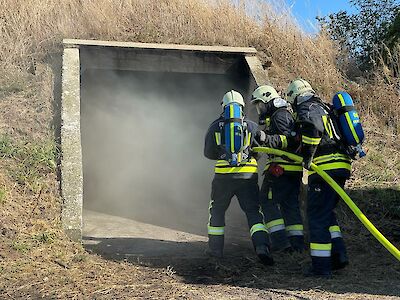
{"left": 223, "top": 103, "right": 244, "bottom": 166}
{"left": 332, "top": 92, "right": 366, "bottom": 158}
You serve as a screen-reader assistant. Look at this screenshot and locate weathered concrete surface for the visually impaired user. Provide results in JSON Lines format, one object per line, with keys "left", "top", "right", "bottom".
{"left": 61, "top": 48, "right": 83, "bottom": 241}
{"left": 61, "top": 40, "right": 267, "bottom": 242}
{"left": 83, "top": 210, "right": 254, "bottom": 261}
{"left": 63, "top": 39, "right": 257, "bottom": 55}
{"left": 80, "top": 47, "right": 242, "bottom": 74}
{"left": 245, "top": 55, "right": 269, "bottom": 87}
{"left": 83, "top": 210, "right": 209, "bottom": 259}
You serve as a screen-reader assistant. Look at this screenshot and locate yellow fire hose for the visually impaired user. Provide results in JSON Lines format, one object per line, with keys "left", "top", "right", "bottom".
{"left": 253, "top": 146, "right": 400, "bottom": 261}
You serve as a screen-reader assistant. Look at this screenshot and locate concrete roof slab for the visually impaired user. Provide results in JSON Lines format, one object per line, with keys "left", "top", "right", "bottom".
{"left": 63, "top": 39, "right": 257, "bottom": 55}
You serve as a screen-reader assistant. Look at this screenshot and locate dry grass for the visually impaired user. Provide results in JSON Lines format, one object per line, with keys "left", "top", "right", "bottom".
{"left": 0, "top": 0, "right": 399, "bottom": 298}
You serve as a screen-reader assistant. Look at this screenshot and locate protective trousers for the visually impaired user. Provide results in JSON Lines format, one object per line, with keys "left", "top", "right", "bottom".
{"left": 208, "top": 178, "right": 269, "bottom": 256}
{"left": 308, "top": 175, "right": 348, "bottom": 274}
{"left": 260, "top": 173, "right": 304, "bottom": 252}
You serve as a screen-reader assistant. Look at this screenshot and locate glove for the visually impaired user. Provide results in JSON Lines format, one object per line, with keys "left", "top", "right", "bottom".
{"left": 302, "top": 156, "right": 313, "bottom": 170}
{"left": 287, "top": 131, "right": 300, "bottom": 148}
{"left": 255, "top": 130, "right": 266, "bottom": 145}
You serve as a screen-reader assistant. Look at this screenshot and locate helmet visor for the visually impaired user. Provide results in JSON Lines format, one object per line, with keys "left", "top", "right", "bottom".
{"left": 255, "top": 101, "right": 264, "bottom": 115}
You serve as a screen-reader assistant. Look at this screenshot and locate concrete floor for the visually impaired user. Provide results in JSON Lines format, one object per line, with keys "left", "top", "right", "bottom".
{"left": 83, "top": 208, "right": 254, "bottom": 262}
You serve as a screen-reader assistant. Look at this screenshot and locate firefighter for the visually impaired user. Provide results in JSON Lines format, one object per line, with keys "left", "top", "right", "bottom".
{"left": 286, "top": 79, "right": 350, "bottom": 277}
{"left": 251, "top": 85, "right": 305, "bottom": 253}
{"left": 204, "top": 90, "right": 274, "bottom": 266}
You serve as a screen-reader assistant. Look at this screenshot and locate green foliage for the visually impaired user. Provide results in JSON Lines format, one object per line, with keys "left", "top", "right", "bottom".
{"left": 11, "top": 241, "right": 31, "bottom": 253}
{"left": 0, "top": 135, "right": 57, "bottom": 191}
{"left": 319, "top": 0, "right": 400, "bottom": 70}
{"left": 33, "top": 232, "right": 56, "bottom": 244}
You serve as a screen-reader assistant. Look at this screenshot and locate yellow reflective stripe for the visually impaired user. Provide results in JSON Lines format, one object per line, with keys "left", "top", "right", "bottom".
{"left": 338, "top": 93, "right": 346, "bottom": 106}
{"left": 265, "top": 218, "right": 285, "bottom": 230}
{"left": 215, "top": 132, "right": 221, "bottom": 145}
{"left": 250, "top": 223, "right": 268, "bottom": 236}
{"left": 286, "top": 224, "right": 304, "bottom": 231}
{"left": 338, "top": 93, "right": 360, "bottom": 144}
{"left": 280, "top": 165, "right": 303, "bottom": 171}
{"left": 329, "top": 225, "right": 341, "bottom": 233}
{"left": 215, "top": 166, "right": 258, "bottom": 174}
{"left": 215, "top": 158, "right": 257, "bottom": 166}
{"left": 313, "top": 153, "right": 350, "bottom": 164}
{"left": 268, "top": 188, "right": 272, "bottom": 200}
{"left": 302, "top": 135, "right": 321, "bottom": 145}
{"left": 230, "top": 105, "right": 234, "bottom": 153}
{"left": 345, "top": 112, "right": 360, "bottom": 143}
{"left": 279, "top": 135, "right": 288, "bottom": 149}
{"left": 329, "top": 225, "right": 342, "bottom": 238}
{"left": 246, "top": 132, "right": 252, "bottom": 147}
{"left": 309, "top": 162, "right": 351, "bottom": 174}
{"left": 264, "top": 164, "right": 302, "bottom": 172}
{"left": 310, "top": 243, "right": 332, "bottom": 251}
{"left": 322, "top": 115, "right": 333, "bottom": 138}
{"left": 264, "top": 158, "right": 302, "bottom": 172}
{"left": 208, "top": 225, "right": 224, "bottom": 235}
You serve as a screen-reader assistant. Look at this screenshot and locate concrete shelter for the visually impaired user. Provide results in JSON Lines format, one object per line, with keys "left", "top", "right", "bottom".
{"left": 61, "top": 39, "right": 268, "bottom": 242}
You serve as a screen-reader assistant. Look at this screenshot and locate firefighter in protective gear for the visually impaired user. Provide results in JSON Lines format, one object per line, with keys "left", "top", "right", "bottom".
{"left": 204, "top": 90, "right": 274, "bottom": 265}
{"left": 286, "top": 79, "right": 350, "bottom": 277}
{"left": 251, "top": 85, "right": 305, "bottom": 253}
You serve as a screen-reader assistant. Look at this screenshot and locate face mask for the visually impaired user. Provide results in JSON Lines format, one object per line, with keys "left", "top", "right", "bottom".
{"left": 273, "top": 98, "right": 287, "bottom": 108}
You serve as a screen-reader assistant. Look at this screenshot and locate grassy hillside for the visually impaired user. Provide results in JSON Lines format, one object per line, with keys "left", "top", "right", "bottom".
{"left": 0, "top": 0, "right": 399, "bottom": 298}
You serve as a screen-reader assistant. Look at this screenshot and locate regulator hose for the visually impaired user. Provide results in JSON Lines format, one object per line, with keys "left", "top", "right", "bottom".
{"left": 253, "top": 146, "right": 400, "bottom": 261}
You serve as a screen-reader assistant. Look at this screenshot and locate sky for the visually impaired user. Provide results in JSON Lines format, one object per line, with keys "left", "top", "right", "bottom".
{"left": 284, "top": 0, "right": 357, "bottom": 33}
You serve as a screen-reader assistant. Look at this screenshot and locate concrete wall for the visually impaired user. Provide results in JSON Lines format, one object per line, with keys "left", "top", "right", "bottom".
{"left": 61, "top": 39, "right": 268, "bottom": 241}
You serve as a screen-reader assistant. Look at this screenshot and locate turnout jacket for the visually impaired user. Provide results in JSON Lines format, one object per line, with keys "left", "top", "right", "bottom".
{"left": 204, "top": 116, "right": 258, "bottom": 179}
{"left": 259, "top": 101, "right": 302, "bottom": 173}
{"left": 295, "top": 95, "right": 351, "bottom": 176}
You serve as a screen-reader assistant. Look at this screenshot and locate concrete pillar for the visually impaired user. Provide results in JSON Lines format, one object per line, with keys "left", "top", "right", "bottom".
{"left": 245, "top": 55, "right": 269, "bottom": 89}
{"left": 61, "top": 47, "right": 83, "bottom": 241}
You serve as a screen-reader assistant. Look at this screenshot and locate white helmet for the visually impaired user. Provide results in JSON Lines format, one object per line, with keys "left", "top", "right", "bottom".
{"left": 221, "top": 90, "right": 245, "bottom": 107}
{"left": 286, "top": 79, "right": 315, "bottom": 104}
{"left": 250, "top": 85, "right": 280, "bottom": 104}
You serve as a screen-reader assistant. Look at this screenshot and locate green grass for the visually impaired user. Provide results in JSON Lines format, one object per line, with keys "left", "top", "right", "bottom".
{"left": 33, "top": 232, "right": 56, "bottom": 244}
{"left": 11, "top": 241, "right": 31, "bottom": 253}
{"left": 0, "top": 135, "right": 57, "bottom": 192}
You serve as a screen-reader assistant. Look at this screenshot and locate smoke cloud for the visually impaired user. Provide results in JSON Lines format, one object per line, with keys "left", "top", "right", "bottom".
{"left": 81, "top": 68, "right": 250, "bottom": 236}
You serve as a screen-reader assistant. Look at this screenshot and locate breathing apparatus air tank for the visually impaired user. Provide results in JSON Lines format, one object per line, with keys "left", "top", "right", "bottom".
{"left": 332, "top": 92, "right": 366, "bottom": 158}
{"left": 223, "top": 102, "right": 246, "bottom": 166}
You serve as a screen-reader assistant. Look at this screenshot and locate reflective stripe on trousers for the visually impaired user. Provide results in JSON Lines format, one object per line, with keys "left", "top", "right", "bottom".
{"left": 208, "top": 225, "right": 224, "bottom": 235}
{"left": 286, "top": 224, "right": 304, "bottom": 236}
{"left": 310, "top": 242, "right": 332, "bottom": 257}
{"left": 250, "top": 223, "right": 268, "bottom": 236}
{"left": 265, "top": 218, "right": 285, "bottom": 233}
{"left": 329, "top": 225, "right": 342, "bottom": 239}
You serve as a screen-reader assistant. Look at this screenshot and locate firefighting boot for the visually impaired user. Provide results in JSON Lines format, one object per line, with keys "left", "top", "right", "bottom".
{"left": 270, "top": 231, "right": 291, "bottom": 252}
{"left": 206, "top": 235, "right": 224, "bottom": 258}
{"left": 255, "top": 245, "right": 274, "bottom": 266}
{"left": 331, "top": 238, "right": 349, "bottom": 270}
{"left": 289, "top": 236, "right": 305, "bottom": 253}
{"left": 303, "top": 257, "right": 332, "bottom": 279}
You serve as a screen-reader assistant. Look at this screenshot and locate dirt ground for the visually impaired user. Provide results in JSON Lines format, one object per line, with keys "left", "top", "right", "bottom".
{"left": 81, "top": 210, "right": 400, "bottom": 300}
{"left": 3, "top": 208, "right": 399, "bottom": 300}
